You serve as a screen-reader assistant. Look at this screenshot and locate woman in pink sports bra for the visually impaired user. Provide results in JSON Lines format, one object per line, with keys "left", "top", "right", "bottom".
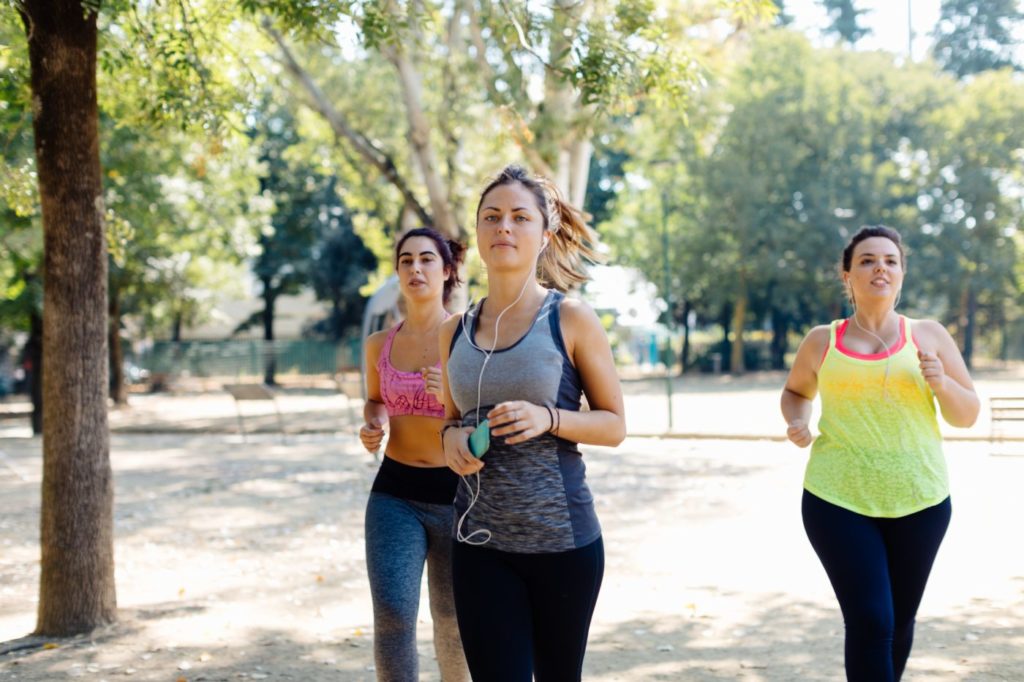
{"left": 360, "top": 227, "right": 468, "bottom": 682}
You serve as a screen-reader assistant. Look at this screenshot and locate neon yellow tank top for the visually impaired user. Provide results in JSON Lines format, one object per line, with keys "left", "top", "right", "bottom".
{"left": 804, "top": 316, "right": 948, "bottom": 517}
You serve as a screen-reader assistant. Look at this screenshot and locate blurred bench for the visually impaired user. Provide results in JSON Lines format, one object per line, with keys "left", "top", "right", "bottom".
{"left": 990, "top": 396, "right": 1024, "bottom": 441}
{"left": 223, "top": 383, "right": 286, "bottom": 443}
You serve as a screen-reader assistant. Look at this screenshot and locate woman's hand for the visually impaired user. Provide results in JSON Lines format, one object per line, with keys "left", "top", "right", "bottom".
{"left": 487, "top": 401, "right": 554, "bottom": 446}
{"left": 917, "top": 350, "right": 946, "bottom": 392}
{"left": 786, "top": 418, "right": 813, "bottom": 448}
{"left": 444, "top": 424, "right": 484, "bottom": 475}
{"left": 360, "top": 417, "right": 387, "bottom": 454}
{"left": 422, "top": 366, "right": 443, "bottom": 401}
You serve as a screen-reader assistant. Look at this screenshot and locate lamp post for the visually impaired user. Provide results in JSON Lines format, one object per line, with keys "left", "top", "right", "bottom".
{"left": 660, "top": 188, "right": 674, "bottom": 432}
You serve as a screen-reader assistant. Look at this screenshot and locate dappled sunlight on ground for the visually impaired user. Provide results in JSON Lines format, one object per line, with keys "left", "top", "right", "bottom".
{"left": 1, "top": 395, "right": 1022, "bottom": 679}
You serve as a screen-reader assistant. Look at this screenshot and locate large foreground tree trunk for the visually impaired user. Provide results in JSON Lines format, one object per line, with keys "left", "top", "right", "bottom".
{"left": 22, "top": 0, "right": 117, "bottom": 635}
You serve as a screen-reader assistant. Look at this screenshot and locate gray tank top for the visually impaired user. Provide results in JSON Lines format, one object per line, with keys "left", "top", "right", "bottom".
{"left": 447, "top": 289, "right": 600, "bottom": 553}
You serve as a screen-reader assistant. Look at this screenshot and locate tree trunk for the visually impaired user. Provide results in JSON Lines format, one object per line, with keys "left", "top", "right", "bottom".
{"left": 770, "top": 308, "right": 789, "bottom": 370}
{"left": 262, "top": 284, "right": 277, "bottom": 385}
{"left": 962, "top": 284, "right": 976, "bottom": 369}
{"left": 108, "top": 284, "right": 126, "bottom": 405}
{"left": 543, "top": 0, "right": 584, "bottom": 196}
{"left": 567, "top": 137, "right": 593, "bottom": 210}
{"left": 27, "top": 309, "right": 43, "bottom": 436}
{"left": 22, "top": 0, "right": 116, "bottom": 635}
{"left": 387, "top": 47, "right": 461, "bottom": 239}
{"left": 171, "top": 310, "right": 183, "bottom": 343}
{"left": 263, "top": 22, "right": 435, "bottom": 230}
{"left": 679, "top": 299, "right": 692, "bottom": 375}
{"left": 730, "top": 277, "right": 748, "bottom": 374}
{"left": 719, "top": 304, "right": 732, "bottom": 373}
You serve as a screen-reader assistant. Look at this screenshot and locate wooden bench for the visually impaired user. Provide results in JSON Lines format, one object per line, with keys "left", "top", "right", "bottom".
{"left": 223, "top": 383, "right": 286, "bottom": 443}
{"left": 990, "top": 396, "right": 1024, "bottom": 441}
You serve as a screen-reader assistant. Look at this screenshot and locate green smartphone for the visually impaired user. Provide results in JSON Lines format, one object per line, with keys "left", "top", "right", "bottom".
{"left": 468, "top": 419, "right": 490, "bottom": 458}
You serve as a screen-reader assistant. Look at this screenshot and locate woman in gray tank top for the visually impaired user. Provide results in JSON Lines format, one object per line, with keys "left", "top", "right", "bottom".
{"left": 438, "top": 165, "right": 626, "bottom": 681}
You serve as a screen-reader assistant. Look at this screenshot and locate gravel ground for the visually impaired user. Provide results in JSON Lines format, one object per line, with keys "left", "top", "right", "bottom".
{"left": 1, "top": 427, "right": 1022, "bottom": 681}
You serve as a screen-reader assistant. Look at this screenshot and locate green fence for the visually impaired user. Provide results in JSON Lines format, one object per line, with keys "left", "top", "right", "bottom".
{"left": 136, "top": 339, "right": 361, "bottom": 380}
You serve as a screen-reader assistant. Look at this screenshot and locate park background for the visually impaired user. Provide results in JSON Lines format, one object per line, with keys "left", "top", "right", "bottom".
{"left": 2, "top": 0, "right": 1024, "bottom": 680}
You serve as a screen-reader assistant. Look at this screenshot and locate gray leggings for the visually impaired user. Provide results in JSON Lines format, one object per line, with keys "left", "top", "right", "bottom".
{"left": 365, "top": 492, "right": 467, "bottom": 681}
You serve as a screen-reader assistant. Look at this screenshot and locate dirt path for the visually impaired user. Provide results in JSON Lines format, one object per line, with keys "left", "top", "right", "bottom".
{"left": 1, "top": 431, "right": 1022, "bottom": 681}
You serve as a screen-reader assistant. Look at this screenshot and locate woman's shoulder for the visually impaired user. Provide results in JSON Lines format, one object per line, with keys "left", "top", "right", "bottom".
{"left": 906, "top": 317, "right": 945, "bottom": 333}
{"left": 798, "top": 324, "right": 833, "bottom": 356}
{"left": 805, "top": 323, "right": 833, "bottom": 340}
{"left": 907, "top": 317, "right": 950, "bottom": 347}
{"left": 439, "top": 312, "right": 465, "bottom": 345}
{"left": 365, "top": 328, "right": 390, "bottom": 350}
{"left": 364, "top": 329, "right": 389, "bottom": 365}
{"left": 555, "top": 293, "right": 599, "bottom": 325}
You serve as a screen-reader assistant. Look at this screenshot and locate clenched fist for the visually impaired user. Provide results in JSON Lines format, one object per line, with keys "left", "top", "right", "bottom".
{"left": 786, "top": 419, "right": 813, "bottom": 448}
{"left": 917, "top": 350, "right": 945, "bottom": 392}
{"left": 360, "top": 417, "right": 387, "bottom": 454}
{"left": 421, "top": 366, "right": 443, "bottom": 401}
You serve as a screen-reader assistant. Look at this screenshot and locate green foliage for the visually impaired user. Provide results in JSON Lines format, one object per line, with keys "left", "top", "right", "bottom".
{"left": 769, "top": 0, "right": 794, "bottom": 26}
{"left": 933, "top": 0, "right": 1023, "bottom": 79}
{"left": 0, "top": 11, "right": 40, "bottom": 334}
{"left": 97, "top": 0, "right": 265, "bottom": 133}
{"left": 241, "top": 94, "right": 375, "bottom": 342}
{"left": 307, "top": 182, "right": 377, "bottom": 340}
{"left": 602, "top": 27, "right": 1024, "bottom": 365}
{"left": 819, "top": 0, "right": 871, "bottom": 45}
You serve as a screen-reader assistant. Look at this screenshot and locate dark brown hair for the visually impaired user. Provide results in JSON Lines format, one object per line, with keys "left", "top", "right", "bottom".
{"left": 475, "top": 164, "right": 603, "bottom": 291}
{"left": 395, "top": 227, "right": 466, "bottom": 304}
{"left": 841, "top": 225, "right": 906, "bottom": 272}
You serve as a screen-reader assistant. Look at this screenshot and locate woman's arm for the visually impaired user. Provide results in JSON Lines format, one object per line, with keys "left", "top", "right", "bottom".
{"left": 438, "top": 314, "right": 483, "bottom": 475}
{"left": 360, "top": 331, "right": 389, "bottom": 453}
{"left": 549, "top": 298, "right": 626, "bottom": 447}
{"left": 913, "top": 320, "right": 980, "bottom": 428}
{"left": 780, "top": 326, "right": 829, "bottom": 448}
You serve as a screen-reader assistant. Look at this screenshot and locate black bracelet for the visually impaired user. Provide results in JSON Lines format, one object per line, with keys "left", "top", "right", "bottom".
{"left": 544, "top": 405, "right": 556, "bottom": 434}
{"left": 440, "top": 422, "right": 460, "bottom": 445}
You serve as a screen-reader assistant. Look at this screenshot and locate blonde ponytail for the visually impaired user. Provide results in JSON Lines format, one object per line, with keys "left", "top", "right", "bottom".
{"left": 535, "top": 177, "right": 604, "bottom": 291}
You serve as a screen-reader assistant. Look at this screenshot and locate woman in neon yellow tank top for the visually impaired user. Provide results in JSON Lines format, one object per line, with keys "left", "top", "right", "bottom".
{"left": 781, "top": 226, "right": 979, "bottom": 682}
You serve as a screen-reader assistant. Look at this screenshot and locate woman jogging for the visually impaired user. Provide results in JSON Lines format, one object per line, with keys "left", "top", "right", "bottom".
{"left": 438, "top": 165, "right": 626, "bottom": 681}
{"left": 360, "top": 227, "right": 468, "bottom": 682}
{"left": 781, "top": 225, "right": 980, "bottom": 681}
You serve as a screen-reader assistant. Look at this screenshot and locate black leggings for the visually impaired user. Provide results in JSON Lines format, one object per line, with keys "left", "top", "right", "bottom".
{"left": 451, "top": 537, "right": 604, "bottom": 682}
{"left": 802, "top": 490, "right": 951, "bottom": 682}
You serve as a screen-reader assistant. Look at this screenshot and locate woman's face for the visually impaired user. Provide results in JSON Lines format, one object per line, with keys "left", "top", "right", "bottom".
{"left": 396, "top": 236, "right": 448, "bottom": 304}
{"left": 476, "top": 182, "right": 546, "bottom": 272}
{"left": 844, "top": 236, "right": 904, "bottom": 307}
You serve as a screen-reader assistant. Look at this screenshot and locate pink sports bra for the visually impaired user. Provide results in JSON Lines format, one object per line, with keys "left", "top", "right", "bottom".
{"left": 377, "top": 321, "right": 446, "bottom": 419}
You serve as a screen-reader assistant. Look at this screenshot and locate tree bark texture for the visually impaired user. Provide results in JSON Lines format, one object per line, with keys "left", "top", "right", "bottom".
{"left": 22, "top": 0, "right": 117, "bottom": 635}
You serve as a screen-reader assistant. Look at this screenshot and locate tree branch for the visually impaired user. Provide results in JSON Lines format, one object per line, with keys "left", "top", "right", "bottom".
{"left": 262, "top": 18, "right": 433, "bottom": 229}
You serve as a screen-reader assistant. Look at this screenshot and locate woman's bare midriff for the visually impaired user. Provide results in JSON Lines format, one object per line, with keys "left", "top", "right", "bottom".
{"left": 384, "top": 414, "right": 447, "bottom": 467}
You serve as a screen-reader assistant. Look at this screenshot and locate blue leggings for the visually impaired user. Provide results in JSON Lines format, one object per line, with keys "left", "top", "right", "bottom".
{"left": 802, "top": 490, "right": 951, "bottom": 682}
{"left": 451, "top": 537, "right": 604, "bottom": 682}
{"left": 365, "top": 492, "right": 467, "bottom": 682}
